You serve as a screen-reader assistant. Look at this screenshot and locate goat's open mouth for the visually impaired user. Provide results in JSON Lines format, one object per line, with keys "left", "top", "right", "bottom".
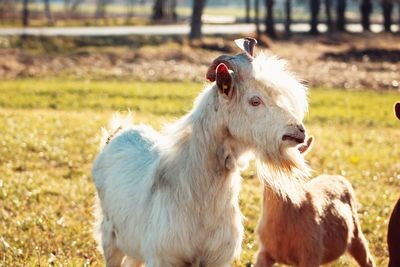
{"left": 282, "top": 134, "right": 305, "bottom": 144}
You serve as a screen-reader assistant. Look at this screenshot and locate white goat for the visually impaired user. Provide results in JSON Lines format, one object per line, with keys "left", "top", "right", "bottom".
{"left": 92, "top": 38, "right": 310, "bottom": 267}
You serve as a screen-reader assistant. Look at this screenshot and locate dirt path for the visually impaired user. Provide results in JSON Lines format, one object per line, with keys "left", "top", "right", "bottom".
{"left": 0, "top": 23, "right": 398, "bottom": 36}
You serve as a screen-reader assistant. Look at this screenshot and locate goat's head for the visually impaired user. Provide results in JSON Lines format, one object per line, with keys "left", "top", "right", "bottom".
{"left": 207, "top": 38, "right": 309, "bottom": 173}
{"left": 395, "top": 102, "right": 400, "bottom": 120}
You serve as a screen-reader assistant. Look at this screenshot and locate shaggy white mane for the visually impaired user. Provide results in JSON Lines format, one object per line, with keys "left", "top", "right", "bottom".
{"left": 253, "top": 53, "right": 308, "bottom": 122}
{"left": 252, "top": 53, "right": 311, "bottom": 202}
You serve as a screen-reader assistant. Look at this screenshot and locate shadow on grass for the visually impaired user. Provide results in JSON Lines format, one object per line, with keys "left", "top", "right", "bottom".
{"left": 322, "top": 48, "right": 400, "bottom": 63}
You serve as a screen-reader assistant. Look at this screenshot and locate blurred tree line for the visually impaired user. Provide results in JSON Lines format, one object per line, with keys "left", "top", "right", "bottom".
{"left": 0, "top": 0, "right": 398, "bottom": 39}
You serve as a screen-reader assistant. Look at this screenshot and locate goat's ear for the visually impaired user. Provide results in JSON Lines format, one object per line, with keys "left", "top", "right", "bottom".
{"left": 216, "top": 63, "right": 234, "bottom": 99}
{"left": 395, "top": 102, "right": 400, "bottom": 120}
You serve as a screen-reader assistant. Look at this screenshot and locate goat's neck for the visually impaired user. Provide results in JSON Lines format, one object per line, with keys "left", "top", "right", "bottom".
{"left": 187, "top": 102, "right": 240, "bottom": 182}
{"left": 161, "top": 88, "right": 243, "bottom": 199}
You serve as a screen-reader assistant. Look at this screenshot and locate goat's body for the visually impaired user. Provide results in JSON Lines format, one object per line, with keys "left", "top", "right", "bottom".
{"left": 388, "top": 197, "right": 400, "bottom": 267}
{"left": 92, "top": 88, "right": 243, "bottom": 267}
{"left": 256, "top": 175, "right": 375, "bottom": 267}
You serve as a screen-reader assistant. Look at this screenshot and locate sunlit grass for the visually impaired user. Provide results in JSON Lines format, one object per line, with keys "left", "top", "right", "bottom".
{"left": 0, "top": 79, "right": 399, "bottom": 266}
{"left": 0, "top": 79, "right": 199, "bottom": 115}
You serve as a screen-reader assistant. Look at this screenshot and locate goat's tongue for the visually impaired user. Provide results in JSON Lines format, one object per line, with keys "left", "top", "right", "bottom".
{"left": 298, "top": 143, "right": 308, "bottom": 154}
{"left": 298, "top": 136, "right": 313, "bottom": 154}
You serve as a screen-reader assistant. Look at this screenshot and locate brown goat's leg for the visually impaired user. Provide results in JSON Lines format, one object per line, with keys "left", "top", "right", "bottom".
{"left": 254, "top": 250, "right": 275, "bottom": 267}
{"left": 298, "top": 257, "right": 319, "bottom": 267}
{"left": 348, "top": 230, "right": 375, "bottom": 267}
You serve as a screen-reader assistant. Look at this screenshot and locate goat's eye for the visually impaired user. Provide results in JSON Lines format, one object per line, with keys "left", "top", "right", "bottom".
{"left": 249, "top": 96, "right": 262, "bottom": 107}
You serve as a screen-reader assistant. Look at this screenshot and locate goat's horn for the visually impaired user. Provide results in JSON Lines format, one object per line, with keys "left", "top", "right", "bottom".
{"left": 234, "top": 37, "right": 257, "bottom": 57}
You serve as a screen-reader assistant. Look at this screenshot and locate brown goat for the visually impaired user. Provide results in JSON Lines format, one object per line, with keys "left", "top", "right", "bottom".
{"left": 387, "top": 102, "right": 400, "bottom": 267}
{"left": 255, "top": 139, "right": 375, "bottom": 267}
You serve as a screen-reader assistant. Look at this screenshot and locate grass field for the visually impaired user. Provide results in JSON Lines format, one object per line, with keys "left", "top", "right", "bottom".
{"left": 1, "top": 79, "right": 399, "bottom": 266}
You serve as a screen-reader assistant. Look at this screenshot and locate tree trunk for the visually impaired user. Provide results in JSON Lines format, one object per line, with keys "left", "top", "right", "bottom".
{"left": 152, "top": 0, "right": 164, "bottom": 20}
{"left": 245, "top": 0, "right": 251, "bottom": 23}
{"left": 381, "top": 0, "right": 393, "bottom": 32}
{"left": 189, "top": 0, "right": 206, "bottom": 40}
{"left": 127, "top": 0, "right": 135, "bottom": 20}
{"left": 325, "top": 0, "right": 332, "bottom": 31}
{"left": 22, "top": 0, "right": 29, "bottom": 26}
{"left": 285, "top": 0, "right": 291, "bottom": 37}
{"left": 254, "top": 0, "right": 260, "bottom": 36}
{"left": 44, "top": 0, "right": 53, "bottom": 25}
{"left": 96, "top": 0, "right": 108, "bottom": 19}
{"left": 170, "top": 0, "right": 178, "bottom": 22}
{"left": 360, "top": 0, "right": 372, "bottom": 31}
{"left": 70, "top": 0, "right": 82, "bottom": 12}
{"left": 310, "top": 0, "right": 320, "bottom": 34}
{"left": 336, "top": 0, "right": 346, "bottom": 31}
{"left": 264, "top": 0, "right": 276, "bottom": 38}
{"left": 64, "top": 0, "right": 70, "bottom": 12}
{"left": 95, "top": 0, "right": 105, "bottom": 19}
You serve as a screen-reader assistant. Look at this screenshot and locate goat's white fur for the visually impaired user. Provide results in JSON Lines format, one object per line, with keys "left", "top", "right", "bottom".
{"left": 92, "top": 52, "right": 309, "bottom": 267}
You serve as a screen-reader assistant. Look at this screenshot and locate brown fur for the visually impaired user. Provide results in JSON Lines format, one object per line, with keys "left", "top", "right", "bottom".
{"left": 387, "top": 102, "right": 400, "bottom": 267}
{"left": 256, "top": 175, "right": 375, "bottom": 267}
{"left": 388, "top": 198, "right": 400, "bottom": 267}
{"left": 395, "top": 102, "right": 400, "bottom": 120}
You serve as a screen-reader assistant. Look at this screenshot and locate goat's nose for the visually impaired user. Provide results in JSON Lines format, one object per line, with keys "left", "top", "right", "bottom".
{"left": 297, "top": 124, "right": 305, "bottom": 133}
{"left": 282, "top": 124, "right": 306, "bottom": 144}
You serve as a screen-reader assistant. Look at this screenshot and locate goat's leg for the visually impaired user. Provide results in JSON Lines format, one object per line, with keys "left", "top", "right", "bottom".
{"left": 348, "top": 231, "right": 375, "bottom": 267}
{"left": 101, "top": 218, "right": 125, "bottom": 267}
{"left": 346, "top": 194, "right": 375, "bottom": 267}
{"left": 254, "top": 250, "right": 275, "bottom": 267}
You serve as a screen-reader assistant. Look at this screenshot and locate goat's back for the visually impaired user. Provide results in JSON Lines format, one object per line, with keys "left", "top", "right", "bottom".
{"left": 305, "top": 175, "right": 356, "bottom": 206}
{"left": 92, "top": 124, "right": 160, "bottom": 203}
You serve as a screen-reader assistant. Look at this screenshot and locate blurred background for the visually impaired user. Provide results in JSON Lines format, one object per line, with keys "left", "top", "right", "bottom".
{"left": 0, "top": 0, "right": 399, "bottom": 266}
{"left": 0, "top": 0, "right": 399, "bottom": 88}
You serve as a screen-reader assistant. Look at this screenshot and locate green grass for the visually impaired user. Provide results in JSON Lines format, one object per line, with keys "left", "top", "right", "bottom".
{"left": 0, "top": 80, "right": 199, "bottom": 115}
{"left": 1, "top": 79, "right": 399, "bottom": 266}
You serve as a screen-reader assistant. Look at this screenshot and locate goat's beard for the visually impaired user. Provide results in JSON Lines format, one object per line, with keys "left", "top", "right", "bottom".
{"left": 256, "top": 146, "right": 311, "bottom": 203}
